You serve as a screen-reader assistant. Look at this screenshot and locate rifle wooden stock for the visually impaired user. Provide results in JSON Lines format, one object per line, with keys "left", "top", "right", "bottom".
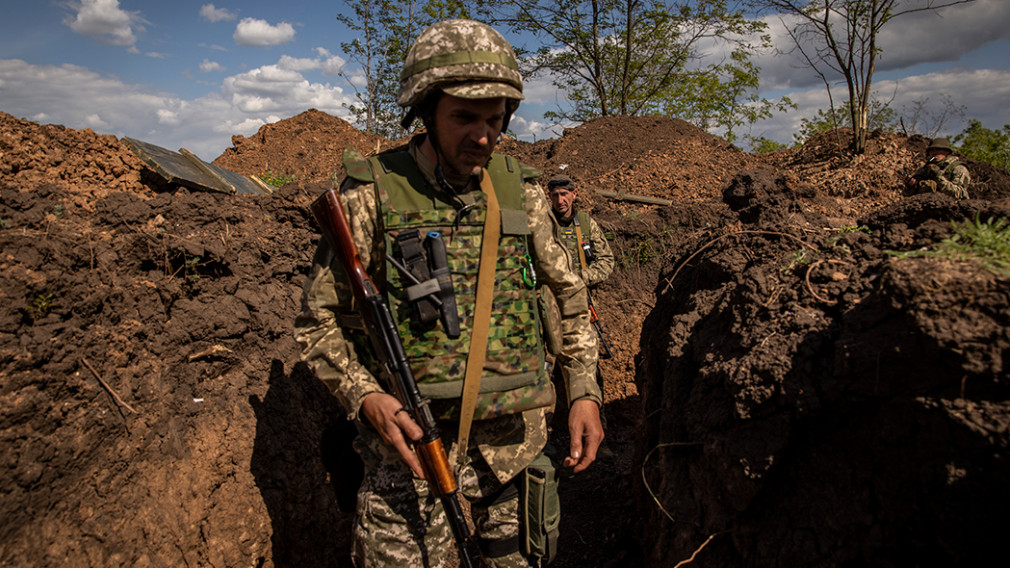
{"left": 310, "top": 189, "right": 477, "bottom": 568}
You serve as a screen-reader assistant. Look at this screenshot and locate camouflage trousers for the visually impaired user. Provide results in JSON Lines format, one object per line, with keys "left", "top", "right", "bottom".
{"left": 351, "top": 425, "right": 537, "bottom": 568}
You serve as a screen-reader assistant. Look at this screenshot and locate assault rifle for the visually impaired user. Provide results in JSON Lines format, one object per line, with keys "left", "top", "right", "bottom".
{"left": 905, "top": 155, "right": 939, "bottom": 187}
{"left": 311, "top": 189, "right": 479, "bottom": 568}
{"left": 587, "top": 294, "right": 612, "bottom": 360}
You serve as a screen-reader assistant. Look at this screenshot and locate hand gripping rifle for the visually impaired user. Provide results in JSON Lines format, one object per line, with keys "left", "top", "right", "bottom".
{"left": 311, "top": 189, "right": 479, "bottom": 568}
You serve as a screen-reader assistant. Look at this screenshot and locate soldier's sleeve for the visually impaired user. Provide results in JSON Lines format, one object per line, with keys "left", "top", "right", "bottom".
{"left": 294, "top": 179, "right": 386, "bottom": 419}
{"left": 524, "top": 180, "right": 602, "bottom": 407}
{"left": 584, "top": 216, "right": 615, "bottom": 287}
{"left": 939, "top": 163, "right": 971, "bottom": 199}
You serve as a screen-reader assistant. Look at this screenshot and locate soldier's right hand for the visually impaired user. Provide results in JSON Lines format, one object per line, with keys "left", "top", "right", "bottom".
{"left": 361, "top": 392, "right": 426, "bottom": 479}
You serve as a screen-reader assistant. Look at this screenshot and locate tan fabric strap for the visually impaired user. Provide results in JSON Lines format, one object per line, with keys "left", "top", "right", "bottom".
{"left": 574, "top": 219, "right": 589, "bottom": 274}
{"left": 456, "top": 169, "right": 501, "bottom": 466}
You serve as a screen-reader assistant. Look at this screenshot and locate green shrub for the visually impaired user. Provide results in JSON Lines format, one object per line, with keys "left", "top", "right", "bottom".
{"left": 889, "top": 215, "right": 1010, "bottom": 274}
{"left": 259, "top": 171, "right": 296, "bottom": 188}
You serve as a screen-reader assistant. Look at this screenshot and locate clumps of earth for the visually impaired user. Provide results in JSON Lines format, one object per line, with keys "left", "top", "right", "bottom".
{"left": 2, "top": 108, "right": 1008, "bottom": 567}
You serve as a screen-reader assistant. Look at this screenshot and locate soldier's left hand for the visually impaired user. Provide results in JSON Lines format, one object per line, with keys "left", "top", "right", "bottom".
{"left": 563, "top": 399, "right": 604, "bottom": 473}
{"left": 360, "top": 392, "right": 426, "bottom": 478}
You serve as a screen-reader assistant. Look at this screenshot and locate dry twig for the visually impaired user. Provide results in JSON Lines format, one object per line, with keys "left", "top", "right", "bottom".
{"left": 804, "top": 259, "right": 854, "bottom": 305}
{"left": 82, "top": 358, "right": 137, "bottom": 414}
{"left": 662, "top": 230, "right": 818, "bottom": 294}
{"left": 673, "top": 532, "right": 725, "bottom": 567}
{"left": 641, "top": 441, "right": 703, "bottom": 525}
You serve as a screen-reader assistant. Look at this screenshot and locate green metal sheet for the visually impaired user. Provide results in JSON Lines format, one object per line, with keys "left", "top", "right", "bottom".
{"left": 122, "top": 137, "right": 272, "bottom": 195}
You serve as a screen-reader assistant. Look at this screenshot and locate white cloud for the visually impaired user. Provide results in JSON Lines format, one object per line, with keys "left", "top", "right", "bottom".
{"left": 200, "top": 4, "right": 237, "bottom": 23}
{"left": 516, "top": 73, "right": 563, "bottom": 107}
{"left": 200, "top": 59, "right": 225, "bottom": 73}
{"left": 509, "top": 114, "right": 564, "bottom": 142}
{"left": 222, "top": 61, "right": 352, "bottom": 116}
{"left": 84, "top": 113, "right": 111, "bottom": 129}
{"left": 314, "top": 47, "right": 346, "bottom": 76}
{"left": 876, "top": 0, "right": 1010, "bottom": 70}
{"left": 0, "top": 57, "right": 357, "bottom": 160}
{"left": 233, "top": 18, "right": 296, "bottom": 48}
{"left": 157, "top": 109, "right": 180, "bottom": 125}
{"left": 746, "top": 68, "right": 1010, "bottom": 146}
{"left": 277, "top": 55, "right": 320, "bottom": 73}
{"left": 63, "top": 0, "right": 144, "bottom": 48}
{"left": 755, "top": 0, "right": 1010, "bottom": 91}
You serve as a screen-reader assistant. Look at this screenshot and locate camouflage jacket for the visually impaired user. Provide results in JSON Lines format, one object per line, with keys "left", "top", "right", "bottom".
{"left": 295, "top": 135, "right": 601, "bottom": 482}
{"left": 553, "top": 210, "right": 615, "bottom": 287}
{"left": 910, "top": 155, "right": 971, "bottom": 199}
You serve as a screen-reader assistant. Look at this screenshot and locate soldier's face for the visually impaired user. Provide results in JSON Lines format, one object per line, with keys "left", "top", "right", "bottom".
{"left": 432, "top": 94, "right": 506, "bottom": 177}
{"left": 549, "top": 187, "right": 577, "bottom": 220}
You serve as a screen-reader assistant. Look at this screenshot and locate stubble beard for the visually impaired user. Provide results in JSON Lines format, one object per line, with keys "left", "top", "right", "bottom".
{"left": 451, "top": 140, "right": 492, "bottom": 177}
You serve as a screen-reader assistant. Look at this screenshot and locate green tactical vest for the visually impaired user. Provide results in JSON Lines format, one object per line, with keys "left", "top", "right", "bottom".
{"left": 344, "top": 147, "right": 553, "bottom": 421}
{"left": 555, "top": 210, "right": 591, "bottom": 276}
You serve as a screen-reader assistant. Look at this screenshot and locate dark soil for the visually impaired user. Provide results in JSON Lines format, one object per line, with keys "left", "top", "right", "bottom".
{"left": 2, "top": 108, "right": 1009, "bottom": 567}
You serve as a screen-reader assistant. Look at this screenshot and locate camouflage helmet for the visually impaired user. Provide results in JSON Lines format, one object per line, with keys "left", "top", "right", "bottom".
{"left": 398, "top": 19, "right": 524, "bottom": 109}
{"left": 928, "top": 137, "right": 953, "bottom": 152}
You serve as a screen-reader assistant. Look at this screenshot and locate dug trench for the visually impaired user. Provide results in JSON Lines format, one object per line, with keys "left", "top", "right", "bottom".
{"left": 1, "top": 109, "right": 1008, "bottom": 566}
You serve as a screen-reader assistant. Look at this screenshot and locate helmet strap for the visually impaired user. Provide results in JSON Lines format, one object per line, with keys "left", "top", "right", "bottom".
{"left": 421, "top": 114, "right": 471, "bottom": 208}
{"left": 400, "top": 107, "right": 417, "bottom": 132}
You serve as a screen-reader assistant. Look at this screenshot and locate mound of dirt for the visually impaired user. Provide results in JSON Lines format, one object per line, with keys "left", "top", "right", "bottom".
{"left": 761, "top": 128, "right": 1010, "bottom": 211}
{"left": 0, "top": 112, "right": 150, "bottom": 207}
{"left": 212, "top": 108, "right": 394, "bottom": 186}
{"left": 638, "top": 175, "right": 1010, "bottom": 565}
{"left": 499, "top": 115, "right": 761, "bottom": 211}
{"left": 1, "top": 110, "right": 351, "bottom": 565}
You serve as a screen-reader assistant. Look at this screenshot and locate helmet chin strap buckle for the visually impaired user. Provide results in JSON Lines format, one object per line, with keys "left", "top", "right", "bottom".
{"left": 434, "top": 163, "right": 458, "bottom": 195}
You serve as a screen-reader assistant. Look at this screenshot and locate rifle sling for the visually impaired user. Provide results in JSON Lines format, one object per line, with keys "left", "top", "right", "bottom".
{"left": 574, "top": 217, "right": 589, "bottom": 274}
{"left": 457, "top": 168, "right": 500, "bottom": 467}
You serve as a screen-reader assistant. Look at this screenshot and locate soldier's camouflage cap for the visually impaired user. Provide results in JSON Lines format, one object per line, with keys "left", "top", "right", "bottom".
{"left": 547, "top": 176, "right": 573, "bottom": 190}
{"left": 928, "top": 137, "right": 953, "bottom": 151}
{"left": 398, "top": 19, "right": 524, "bottom": 108}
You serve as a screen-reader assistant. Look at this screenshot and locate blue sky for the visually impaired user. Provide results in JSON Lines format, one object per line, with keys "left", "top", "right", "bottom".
{"left": 1, "top": 1, "right": 1008, "bottom": 160}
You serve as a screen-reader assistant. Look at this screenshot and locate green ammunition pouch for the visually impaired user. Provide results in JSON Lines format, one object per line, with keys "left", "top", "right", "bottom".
{"left": 520, "top": 451, "right": 560, "bottom": 565}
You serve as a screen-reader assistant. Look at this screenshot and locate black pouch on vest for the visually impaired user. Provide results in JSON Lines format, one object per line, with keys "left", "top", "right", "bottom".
{"left": 394, "top": 230, "right": 440, "bottom": 327}
{"left": 424, "top": 231, "right": 460, "bottom": 338}
{"left": 520, "top": 451, "right": 560, "bottom": 565}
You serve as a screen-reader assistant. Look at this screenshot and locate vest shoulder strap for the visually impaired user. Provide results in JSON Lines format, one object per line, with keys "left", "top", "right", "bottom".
{"left": 485, "top": 154, "right": 527, "bottom": 212}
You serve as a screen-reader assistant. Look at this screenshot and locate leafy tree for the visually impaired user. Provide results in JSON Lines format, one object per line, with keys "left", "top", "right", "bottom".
{"left": 337, "top": 0, "right": 472, "bottom": 137}
{"left": 747, "top": 135, "right": 790, "bottom": 152}
{"left": 486, "top": 0, "right": 791, "bottom": 140}
{"left": 953, "top": 119, "right": 1010, "bottom": 171}
{"left": 794, "top": 97, "right": 895, "bottom": 144}
{"left": 751, "top": 0, "right": 975, "bottom": 154}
